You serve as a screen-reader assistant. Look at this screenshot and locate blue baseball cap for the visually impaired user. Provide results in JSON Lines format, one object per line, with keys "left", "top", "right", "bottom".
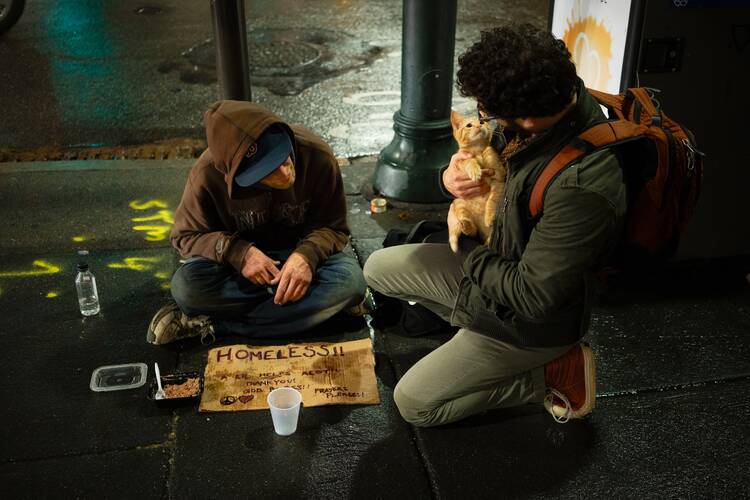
{"left": 234, "top": 125, "right": 294, "bottom": 187}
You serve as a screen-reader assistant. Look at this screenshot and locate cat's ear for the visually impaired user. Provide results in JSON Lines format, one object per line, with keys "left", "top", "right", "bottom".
{"left": 450, "top": 111, "right": 462, "bottom": 130}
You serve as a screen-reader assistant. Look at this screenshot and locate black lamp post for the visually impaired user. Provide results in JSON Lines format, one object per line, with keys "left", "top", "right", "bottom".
{"left": 372, "top": 0, "right": 458, "bottom": 203}
{"left": 210, "top": 0, "right": 252, "bottom": 101}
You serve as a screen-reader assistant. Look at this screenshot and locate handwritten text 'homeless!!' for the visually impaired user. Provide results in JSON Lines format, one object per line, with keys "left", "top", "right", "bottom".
{"left": 214, "top": 345, "right": 346, "bottom": 363}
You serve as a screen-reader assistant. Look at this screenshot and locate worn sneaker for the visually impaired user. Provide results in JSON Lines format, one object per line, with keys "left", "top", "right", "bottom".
{"left": 543, "top": 342, "right": 596, "bottom": 423}
{"left": 147, "top": 303, "right": 215, "bottom": 345}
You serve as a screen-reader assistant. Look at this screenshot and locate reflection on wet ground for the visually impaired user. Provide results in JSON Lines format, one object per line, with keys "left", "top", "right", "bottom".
{"left": 0, "top": 0, "right": 548, "bottom": 157}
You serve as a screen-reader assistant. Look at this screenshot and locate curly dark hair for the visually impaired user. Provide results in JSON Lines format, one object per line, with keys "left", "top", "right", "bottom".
{"left": 457, "top": 23, "right": 578, "bottom": 119}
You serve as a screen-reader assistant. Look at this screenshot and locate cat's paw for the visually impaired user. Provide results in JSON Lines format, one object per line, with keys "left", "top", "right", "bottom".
{"left": 465, "top": 161, "right": 482, "bottom": 181}
{"left": 460, "top": 218, "right": 477, "bottom": 236}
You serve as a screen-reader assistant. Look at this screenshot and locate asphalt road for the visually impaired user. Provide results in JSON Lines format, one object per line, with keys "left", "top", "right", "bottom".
{"left": 0, "top": 0, "right": 547, "bottom": 157}
{"left": 1, "top": 157, "right": 750, "bottom": 498}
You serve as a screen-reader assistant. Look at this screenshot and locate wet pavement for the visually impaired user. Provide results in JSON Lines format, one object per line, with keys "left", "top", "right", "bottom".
{"left": 3, "top": 0, "right": 750, "bottom": 497}
{"left": 0, "top": 0, "right": 547, "bottom": 158}
{"left": 1, "top": 157, "right": 749, "bottom": 498}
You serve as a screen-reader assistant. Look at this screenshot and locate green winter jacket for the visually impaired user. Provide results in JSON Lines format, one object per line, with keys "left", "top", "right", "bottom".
{"left": 451, "top": 83, "right": 627, "bottom": 347}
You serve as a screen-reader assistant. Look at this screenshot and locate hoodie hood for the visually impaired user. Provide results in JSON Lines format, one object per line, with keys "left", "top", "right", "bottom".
{"left": 203, "top": 100, "right": 297, "bottom": 198}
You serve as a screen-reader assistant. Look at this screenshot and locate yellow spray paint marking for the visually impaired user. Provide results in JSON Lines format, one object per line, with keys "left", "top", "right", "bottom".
{"left": 129, "top": 199, "right": 174, "bottom": 242}
{"left": 72, "top": 236, "right": 87, "bottom": 242}
{"left": 0, "top": 260, "right": 61, "bottom": 278}
{"left": 131, "top": 210, "right": 174, "bottom": 224}
{"left": 132, "top": 225, "right": 171, "bottom": 241}
{"left": 160, "top": 282, "right": 171, "bottom": 290}
{"left": 108, "top": 257, "right": 161, "bottom": 272}
{"left": 107, "top": 255, "right": 171, "bottom": 289}
{"left": 130, "top": 199, "right": 169, "bottom": 211}
{"left": 46, "top": 292, "right": 59, "bottom": 298}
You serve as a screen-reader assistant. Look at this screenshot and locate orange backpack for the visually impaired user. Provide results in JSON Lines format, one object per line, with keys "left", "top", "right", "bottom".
{"left": 529, "top": 87, "right": 705, "bottom": 264}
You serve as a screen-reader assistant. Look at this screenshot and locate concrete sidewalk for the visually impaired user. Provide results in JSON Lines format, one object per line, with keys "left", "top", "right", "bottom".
{"left": 1, "top": 158, "right": 749, "bottom": 499}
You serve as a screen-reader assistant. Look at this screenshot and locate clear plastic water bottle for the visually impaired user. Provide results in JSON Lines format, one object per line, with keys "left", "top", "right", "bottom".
{"left": 75, "top": 259, "right": 100, "bottom": 316}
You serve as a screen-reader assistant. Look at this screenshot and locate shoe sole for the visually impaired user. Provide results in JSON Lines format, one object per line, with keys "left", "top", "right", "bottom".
{"left": 146, "top": 303, "right": 179, "bottom": 344}
{"left": 569, "top": 342, "right": 596, "bottom": 418}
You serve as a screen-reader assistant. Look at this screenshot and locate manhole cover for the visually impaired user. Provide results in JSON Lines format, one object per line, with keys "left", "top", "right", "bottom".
{"left": 162, "top": 28, "right": 385, "bottom": 95}
{"left": 182, "top": 39, "right": 322, "bottom": 76}
{"left": 249, "top": 40, "right": 321, "bottom": 71}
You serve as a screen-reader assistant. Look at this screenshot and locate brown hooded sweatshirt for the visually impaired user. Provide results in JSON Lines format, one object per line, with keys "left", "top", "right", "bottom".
{"left": 170, "top": 100, "right": 350, "bottom": 272}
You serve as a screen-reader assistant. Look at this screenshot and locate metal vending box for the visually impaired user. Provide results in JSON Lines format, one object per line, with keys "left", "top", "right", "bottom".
{"left": 550, "top": 0, "right": 750, "bottom": 260}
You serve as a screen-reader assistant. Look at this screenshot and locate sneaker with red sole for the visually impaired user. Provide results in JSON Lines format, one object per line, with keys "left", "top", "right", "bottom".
{"left": 543, "top": 342, "right": 596, "bottom": 423}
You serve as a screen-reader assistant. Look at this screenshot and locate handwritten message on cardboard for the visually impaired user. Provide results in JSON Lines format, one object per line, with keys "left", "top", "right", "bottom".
{"left": 199, "top": 338, "right": 380, "bottom": 412}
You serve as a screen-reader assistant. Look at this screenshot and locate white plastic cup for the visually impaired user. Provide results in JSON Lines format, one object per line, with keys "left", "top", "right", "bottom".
{"left": 267, "top": 387, "right": 302, "bottom": 436}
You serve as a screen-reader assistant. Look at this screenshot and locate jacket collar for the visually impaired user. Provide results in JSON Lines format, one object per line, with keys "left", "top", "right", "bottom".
{"left": 506, "top": 79, "right": 605, "bottom": 170}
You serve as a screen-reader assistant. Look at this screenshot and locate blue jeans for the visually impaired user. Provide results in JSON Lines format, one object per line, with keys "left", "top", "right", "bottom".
{"left": 170, "top": 250, "right": 366, "bottom": 338}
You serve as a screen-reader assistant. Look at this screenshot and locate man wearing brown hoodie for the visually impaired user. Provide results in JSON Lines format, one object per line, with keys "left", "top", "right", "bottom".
{"left": 147, "top": 101, "right": 367, "bottom": 345}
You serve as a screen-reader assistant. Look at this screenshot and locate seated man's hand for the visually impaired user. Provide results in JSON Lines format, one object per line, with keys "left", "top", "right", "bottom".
{"left": 241, "top": 246, "right": 281, "bottom": 285}
{"left": 443, "top": 151, "right": 494, "bottom": 199}
{"left": 271, "top": 252, "right": 313, "bottom": 305}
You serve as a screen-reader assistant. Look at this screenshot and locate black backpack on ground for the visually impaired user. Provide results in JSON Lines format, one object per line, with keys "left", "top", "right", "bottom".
{"left": 373, "top": 220, "right": 453, "bottom": 337}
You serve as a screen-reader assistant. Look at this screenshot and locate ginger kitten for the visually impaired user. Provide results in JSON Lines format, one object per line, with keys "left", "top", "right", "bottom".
{"left": 447, "top": 111, "right": 507, "bottom": 252}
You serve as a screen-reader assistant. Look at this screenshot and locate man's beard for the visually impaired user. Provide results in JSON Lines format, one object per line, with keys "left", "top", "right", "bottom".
{"left": 501, "top": 122, "right": 533, "bottom": 139}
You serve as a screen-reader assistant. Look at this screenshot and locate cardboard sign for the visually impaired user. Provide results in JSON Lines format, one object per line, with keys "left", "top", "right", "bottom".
{"left": 199, "top": 338, "right": 380, "bottom": 412}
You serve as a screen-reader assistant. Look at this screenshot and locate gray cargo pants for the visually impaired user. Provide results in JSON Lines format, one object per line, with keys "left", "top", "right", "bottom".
{"left": 363, "top": 243, "right": 573, "bottom": 427}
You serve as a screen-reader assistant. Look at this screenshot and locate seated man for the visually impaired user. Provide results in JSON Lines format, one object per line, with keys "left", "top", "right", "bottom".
{"left": 364, "top": 24, "right": 626, "bottom": 426}
{"left": 148, "top": 100, "right": 367, "bottom": 345}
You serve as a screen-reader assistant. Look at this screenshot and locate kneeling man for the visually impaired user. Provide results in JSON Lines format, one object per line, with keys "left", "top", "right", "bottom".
{"left": 148, "top": 101, "right": 366, "bottom": 345}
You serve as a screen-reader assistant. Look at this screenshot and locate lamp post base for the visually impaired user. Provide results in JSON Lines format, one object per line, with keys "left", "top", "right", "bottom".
{"left": 373, "top": 112, "right": 455, "bottom": 203}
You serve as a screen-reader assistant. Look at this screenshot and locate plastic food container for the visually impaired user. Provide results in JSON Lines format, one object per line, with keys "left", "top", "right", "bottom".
{"left": 90, "top": 363, "right": 148, "bottom": 392}
{"left": 148, "top": 371, "right": 203, "bottom": 405}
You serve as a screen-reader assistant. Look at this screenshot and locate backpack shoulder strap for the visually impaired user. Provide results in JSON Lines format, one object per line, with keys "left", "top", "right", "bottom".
{"left": 627, "top": 87, "right": 660, "bottom": 121}
{"left": 587, "top": 87, "right": 657, "bottom": 124}
{"left": 587, "top": 88, "right": 627, "bottom": 120}
{"left": 529, "top": 121, "right": 644, "bottom": 218}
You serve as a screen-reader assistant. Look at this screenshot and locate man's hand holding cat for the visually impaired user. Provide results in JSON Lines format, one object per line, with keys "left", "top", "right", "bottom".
{"left": 271, "top": 252, "right": 313, "bottom": 305}
{"left": 241, "top": 246, "right": 281, "bottom": 285}
{"left": 444, "top": 151, "right": 494, "bottom": 199}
